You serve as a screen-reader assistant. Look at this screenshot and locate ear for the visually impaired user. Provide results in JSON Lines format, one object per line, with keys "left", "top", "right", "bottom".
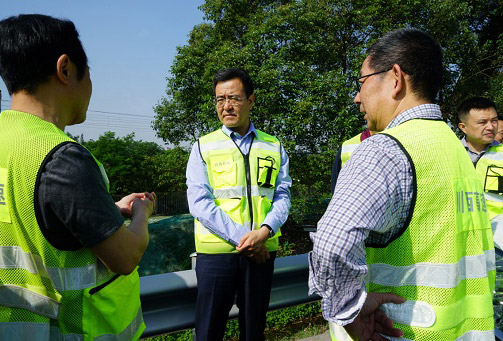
{"left": 391, "top": 63, "right": 405, "bottom": 99}
{"left": 458, "top": 122, "right": 467, "bottom": 135}
{"left": 248, "top": 93, "right": 255, "bottom": 110}
{"left": 56, "top": 54, "right": 71, "bottom": 85}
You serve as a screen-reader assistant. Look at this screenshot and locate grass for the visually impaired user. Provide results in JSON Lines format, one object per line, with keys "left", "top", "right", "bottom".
{"left": 144, "top": 311, "right": 329, "bottom": 341}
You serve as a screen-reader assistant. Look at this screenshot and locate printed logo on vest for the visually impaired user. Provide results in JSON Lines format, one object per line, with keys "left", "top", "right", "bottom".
{"left": 456, "top": 191, "right": 486, "bottom": 213}
{"left": 214, "top": 160, "right": 232, "bottom": 168}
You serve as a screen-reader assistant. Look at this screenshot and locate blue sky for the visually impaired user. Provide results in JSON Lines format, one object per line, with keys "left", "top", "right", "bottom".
{"left": 0, "top": 1, "right": 206, "bottom": 146}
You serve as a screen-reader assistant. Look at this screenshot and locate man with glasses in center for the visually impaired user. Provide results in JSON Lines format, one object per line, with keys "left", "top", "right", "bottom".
{"left": 186, "top": 67, "right": 291, "bottom": 340}
{"left": 309, "top": 28, "right": 495, "bottom": 340}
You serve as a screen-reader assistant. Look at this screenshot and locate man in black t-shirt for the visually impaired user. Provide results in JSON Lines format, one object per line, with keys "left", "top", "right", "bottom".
{"left": 0, "top": 14, "right": 155, "bottom": 339}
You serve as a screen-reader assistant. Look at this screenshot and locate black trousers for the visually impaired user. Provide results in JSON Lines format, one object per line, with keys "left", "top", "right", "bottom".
{"left": 195, "top": 252, "right": 276, "bottom": 341}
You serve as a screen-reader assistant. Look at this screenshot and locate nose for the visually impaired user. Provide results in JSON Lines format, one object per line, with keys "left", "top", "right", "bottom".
{"left": 223, "top": 99, "right": 233, "bottom": 110}
{"left": 486, "top": 121, "right": 496, "bottom": 131}
{"left": 354, "top": 91, "right": 361, "bottom": 105}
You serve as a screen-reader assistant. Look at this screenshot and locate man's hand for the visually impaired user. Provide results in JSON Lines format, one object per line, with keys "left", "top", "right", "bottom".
{"left": 116, "top": 192, "right": 156, "bottom": 218}
{"left": 344, "top": 292, "right": 406, "bottom": 341}
{"left": 246, "top": 244, "right": 270, "bottom": 264}
{"left": 131, "top": 192, "right": 156, "bottom": 220}
{"left": 236, "top": 226, "right": 270, "bottom": 263}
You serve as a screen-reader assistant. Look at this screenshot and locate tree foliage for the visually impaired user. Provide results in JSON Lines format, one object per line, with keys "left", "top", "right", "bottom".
{"left": 71, "top": 132, "right": 189, "bottom": 195}
{"left": 152, "top": 0, "right": 502, "bottom": 200}
{"left": 154, "top": 0, "right": 503, "bottom": 153}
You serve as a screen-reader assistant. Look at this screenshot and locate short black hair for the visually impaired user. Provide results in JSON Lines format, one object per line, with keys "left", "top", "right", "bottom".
{"left": 367, "top": 28, "right": 442, "bottom": 102}
{"left": 212, "top": 68, "right": 254, "bottom": 98}
{"left": 0, "top": 14, "right": 88, "bottom": 95}
{"left": 458, "top": 97, "right": 498, "bottom": 122}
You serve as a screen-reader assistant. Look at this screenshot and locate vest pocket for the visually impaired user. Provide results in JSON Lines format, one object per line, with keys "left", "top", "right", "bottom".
{"left": 83, "top": 268, "right": 143, "bottom": 338}
{"left": 484, "top": 165, "right": 503, "bottom": 194}
{"left": 257, "top": 156, "right": 277, "bottom": 188}
{"left": 211, "top": 155, "right": 237, "bottom": 187}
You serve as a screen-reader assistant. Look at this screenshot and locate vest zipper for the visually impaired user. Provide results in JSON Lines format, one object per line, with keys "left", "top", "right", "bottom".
{"left": 230, "top": 135, "right": 254, "bottom": 230}
{"left": 243, "top": 153, "right": 253, "bottom": 229}
{"left": 89, "top": 274, "right": 120, "bottom": 295}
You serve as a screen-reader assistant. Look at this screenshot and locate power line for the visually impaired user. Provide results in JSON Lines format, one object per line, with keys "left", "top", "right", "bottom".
{"left": 1, "top": 99, "right": 156, "bottom": 119}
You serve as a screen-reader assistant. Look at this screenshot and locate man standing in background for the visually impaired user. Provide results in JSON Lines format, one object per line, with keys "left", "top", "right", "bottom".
{"left": 186, "top": 68, "right": 291, "bottom": 340}
{"left": 459, "top": 97, "right": 503, "bottom": 250}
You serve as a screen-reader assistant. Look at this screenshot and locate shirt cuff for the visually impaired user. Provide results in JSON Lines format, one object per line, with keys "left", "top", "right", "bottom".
{"left": 228, "top": 223, "right": 251, "bottom": 246}
{"left": 326, "top": 285, "right": 367, "bottom": 326}
{"left": 261, "top": 216, "right": 280, "bottom": 234}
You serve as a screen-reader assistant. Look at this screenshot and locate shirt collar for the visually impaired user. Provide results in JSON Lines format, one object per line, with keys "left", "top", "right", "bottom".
{"left": 386, "top": 104, "right": 442, "bottom": 129}
{"left": 460, "top": 136, "right": 499, "bottom": 152}
{"left": 221, "top": 121, "right": 256, "bottom": 139}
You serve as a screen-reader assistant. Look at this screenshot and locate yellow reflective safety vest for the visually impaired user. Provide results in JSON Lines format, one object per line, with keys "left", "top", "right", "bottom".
{"left": 475, "top": 144, "right": 503, "bottom": 250}
{"left": 340, "top": 133, "right": 361, "bottom": 168}
{"left": 195, "top": 128, "right": 281, "bottom": 253}
{"left": 0, "top": 110, "right": 144, "bottom": 340}
{"left": 364, "top": 119, "right": 495, "bottom": 340}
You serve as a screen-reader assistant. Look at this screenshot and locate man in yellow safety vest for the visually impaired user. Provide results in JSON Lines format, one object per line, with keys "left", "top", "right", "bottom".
{"left": 0, "top": 14, "right": 155, "bottom": 339}
{"left": 309, "top": 28, "right": 494, "bottom": 340}
{"left": 186, "top": 68, "right": 291, "bottom": 340}
{"left": 458, "top": 97, "right": 503, "bottom": 251}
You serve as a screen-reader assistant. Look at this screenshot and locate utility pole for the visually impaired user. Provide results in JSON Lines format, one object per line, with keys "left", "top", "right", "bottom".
{"left": 0, "top": 89, "right": 2, "bottom": 112}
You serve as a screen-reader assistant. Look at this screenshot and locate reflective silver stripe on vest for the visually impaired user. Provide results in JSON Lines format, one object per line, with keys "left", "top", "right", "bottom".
{"left": 197, "top": 221, "right": 257, "bottom": 235}
{"left": 368, "top": 250, "right": 495, "bottom": 288}
{"left": 213, "top": 186, "right": 246, "bottom": 198}
{"left": 0, "top": 322, "right": 52, "bottom": 340}
{"left": 341, "top": 143, "right": 358, "bottom": 154}
{"left": 199, "top": 140, "right": 236, "bottom": 153}
{"left": 0, "top": 284, "right": 60, "bottom": 319}
{"left": 250, "top": 140, "right": 280, "bottom": 152}
{"left": 0, "top": 245, "right": 39, "bottom": 273}
{"left": 95, "top": 306, "right": 144, "bottom": 340}
{"left": 481, "top": 151, "right": 503, "bottom": 161}
{"left": 485, "top": 192, "right": 503, "bottom": 203}
{"left": 213, "top": 185, "right": 275, "bottom": 201}
{"left": 46, "top": 264, "right": 100, "bottom": 291}
{"left": 379, "top": 300, "right": 435, "bottom": 327}
{"left": 50, "top": 329, "right": 84, "bottom": 341}
{"left": 383, "top": 329, "right": 495, "bottom": 341}
{"left": 0, "top": 307, "right": 143, "bottom": 340}
{"left": 0, "top": 246, "right": 108, "bottom": 291}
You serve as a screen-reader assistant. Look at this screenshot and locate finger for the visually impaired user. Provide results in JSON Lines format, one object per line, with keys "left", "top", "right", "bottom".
{"left": 238, "top": 234, "right": 249, "bottom": 248}
{"left": 372, "top": 292, "right": 406, "bottom": 305}
{"left": 374, "top": 315, "right": 403, "bottom": 338}
{"left": 374, "top": 310, "right": 393, "bottom": 328}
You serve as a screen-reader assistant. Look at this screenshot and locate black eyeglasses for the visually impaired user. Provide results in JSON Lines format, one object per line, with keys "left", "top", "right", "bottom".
{"left": 214, "top": 95, "right": 246, "bottom": 107}
{"left": 355, "top": 68, "right": 391, "bottom": 93}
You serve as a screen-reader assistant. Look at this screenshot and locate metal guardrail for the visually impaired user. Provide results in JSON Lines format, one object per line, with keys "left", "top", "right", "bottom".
{"left": 140, "top": 253, "right": 319, "bottom": 338}
{"left": 140, "top": 251, "right": 503, "bottom": 339}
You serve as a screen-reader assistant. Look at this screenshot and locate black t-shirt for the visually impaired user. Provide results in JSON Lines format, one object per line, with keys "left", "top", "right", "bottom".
{"left": 35, "top": 142, "right": 124, "bottom": 251}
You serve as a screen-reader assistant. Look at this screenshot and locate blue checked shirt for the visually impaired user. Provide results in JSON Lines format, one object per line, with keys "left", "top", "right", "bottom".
{"left": 186, "top": 122, "right": 292, "bottom": 246}
{"left": 308, "top": 104, "right": 443, "bottom": 325}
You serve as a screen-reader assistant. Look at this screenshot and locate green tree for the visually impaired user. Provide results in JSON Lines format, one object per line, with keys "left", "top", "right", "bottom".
{"left": 153, "top": 0, "right": 503, "bottom": 218}
{"left": 75, "top": 132, "right": 190, "bottom": 195}
{"left": 82, "top": 132, "right": 164, "bottom": 194}
{"left": 154, "top": 0, "right": 503, "bottom": 149}
{"left": 146, "top": 147, "right": 190, "bottom": 192}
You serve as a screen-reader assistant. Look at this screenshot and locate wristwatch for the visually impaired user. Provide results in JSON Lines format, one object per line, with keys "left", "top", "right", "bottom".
{"left": 262, "top": 224, "right": 274, "bottom": 238}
